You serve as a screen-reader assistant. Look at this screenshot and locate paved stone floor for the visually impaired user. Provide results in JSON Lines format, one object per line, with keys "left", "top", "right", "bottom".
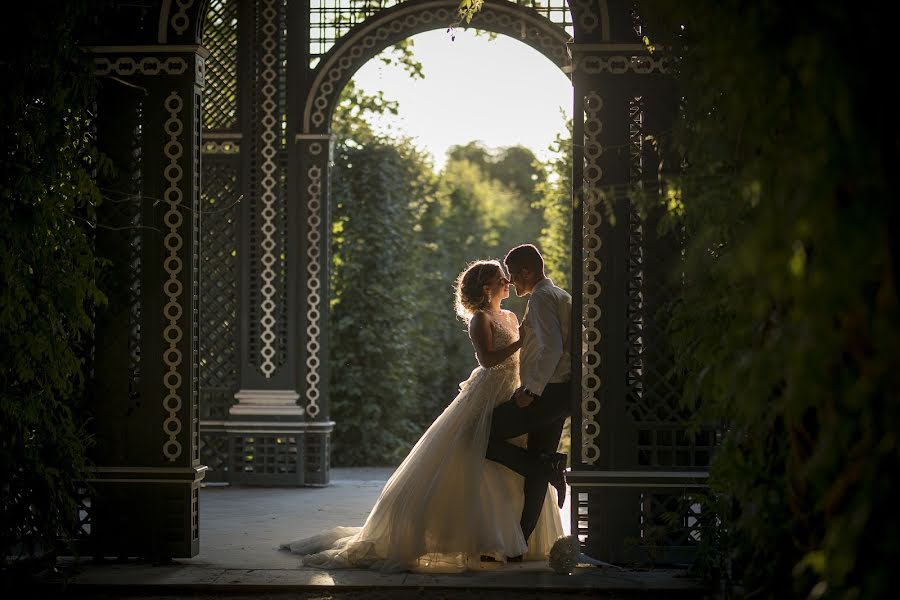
{"left": 33, "top": 468, "right": 708, "bottom": 598}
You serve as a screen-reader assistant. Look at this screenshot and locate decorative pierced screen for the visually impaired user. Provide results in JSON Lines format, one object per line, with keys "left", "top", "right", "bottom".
{"left": 192, "top": 94, "right": 202, "bottom": 465}
{"left": 623, "top": 95, "right": 711, "bottom": 471}
{"left": 191, "top": 486, "right": 200, "bottom": 541}
{"left": 310, "top": 0, "right": 400, "bottom": 65}
{"left": 246, "top": 0, "right": 290, "bottom": 379}
{"left": 580, "top": 90, "right": 604, "bottom": 465}
{"left": 576, "top": 489, "right": 706, "bottom": 563}
{"left": 639, "top": 492, "right": 703, "bottom": 548}
{"left": 127, "top": 112, "right": 143, "bottom": 411}
{"left": 202, "top": 0, "right": 239, "bottom": 131}
{"left": 199, "top": 431, "right": 230, "bottom": 482}
{"left": 304, "top": 431, "right": 331, "bottom": 485}
{"left": 199, "top": 160, "right": 240, "bottom": 416}
{"left": 74, "top": 485, "right": 93, "bottom": 539}
{"left": 309, "top": 0, "right": 573, "bottom": 66}
{"left": 574, "top": 491, "right": 590, "bottom": 545}
{"left": 637, "top": 427, "right": 716, "bottom": 468}
{"left": 232, "top": 435, "right": 300, "bottom": 475}
{"left": 513, "top": 0, "right": 572, "bottom": 33}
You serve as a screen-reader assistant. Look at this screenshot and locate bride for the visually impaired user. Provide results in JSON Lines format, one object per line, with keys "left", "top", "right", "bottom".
{"left": 281, "top": 260, "right": 563, "bottom": 572}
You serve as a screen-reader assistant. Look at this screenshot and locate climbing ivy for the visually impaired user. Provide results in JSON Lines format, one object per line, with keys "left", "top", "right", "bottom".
{"left": 640, "top": 1, "right": 899, "bottom": 596}
{"left": 0, "top": 2, "right": 105, "bottom": 563}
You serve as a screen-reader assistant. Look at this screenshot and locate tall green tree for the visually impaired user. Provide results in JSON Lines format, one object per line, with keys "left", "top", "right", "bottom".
{"left": 329, "top": 139, "right": 436, "bottom": 466}
{"left": 443, "top": 142, "right": 548, "bottom": 314}
{"left": 534, "top": 122, "right": 572, "bottom": 290}
{"left": 445, "top": 142, "right": 545, "bottom": 255}
{"left": 329, "top": 44, "right": 448, "bottom": 465}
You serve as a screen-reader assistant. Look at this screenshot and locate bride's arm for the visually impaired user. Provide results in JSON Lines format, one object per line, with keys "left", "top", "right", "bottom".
{"left": 468, "top": 311, "right": 522, "bottom": 369}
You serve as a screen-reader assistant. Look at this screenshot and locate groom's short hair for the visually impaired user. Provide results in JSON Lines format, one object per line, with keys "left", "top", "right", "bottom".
{"left": 505, "top": 244, "right": 544, "bottom": 273}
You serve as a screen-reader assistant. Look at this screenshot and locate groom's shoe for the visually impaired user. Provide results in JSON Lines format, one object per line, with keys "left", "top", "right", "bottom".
{"left": 546, "top": 452, "right": 567, "bottom": 509}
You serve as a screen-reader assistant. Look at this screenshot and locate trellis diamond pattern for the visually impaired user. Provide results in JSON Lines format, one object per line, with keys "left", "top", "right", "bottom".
{"left": 200, "top": 160, "right": 240, "bottom": 417}
{"left": 308, "top": 0, "right": 573, "bottom": 65}
{"left": 203, "top": 0, "right": 239, "bottom": 131}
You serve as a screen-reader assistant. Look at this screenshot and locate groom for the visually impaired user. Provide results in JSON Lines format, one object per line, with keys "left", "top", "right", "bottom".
{"left": 486, "top": 243, "right": 572, "bottom": 551}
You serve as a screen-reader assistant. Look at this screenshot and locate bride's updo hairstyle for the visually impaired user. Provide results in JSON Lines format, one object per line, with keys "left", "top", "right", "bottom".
{"left": 454, "top": 260, "right": 503, "bottom": 321}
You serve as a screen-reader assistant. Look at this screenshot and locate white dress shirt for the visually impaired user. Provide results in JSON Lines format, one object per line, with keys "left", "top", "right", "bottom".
{"left": 519, "top": 278, "right": 572, "bottom": 396}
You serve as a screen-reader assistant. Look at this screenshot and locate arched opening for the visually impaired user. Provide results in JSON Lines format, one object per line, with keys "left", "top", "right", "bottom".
{"left": 326, "top": 27, "right": 573, "bottom": 467}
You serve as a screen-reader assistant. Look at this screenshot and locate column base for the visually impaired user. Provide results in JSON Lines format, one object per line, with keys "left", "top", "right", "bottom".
{"left": 222, "top": 419, "right": 334, "bottom": 487}
{"left": 229, "top": 389, "right": 304, "bottom": 417}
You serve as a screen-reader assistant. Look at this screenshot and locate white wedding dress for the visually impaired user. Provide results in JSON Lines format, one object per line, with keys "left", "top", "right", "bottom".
{"left": 281, "top": 314, "right": 563, "bottom": 572}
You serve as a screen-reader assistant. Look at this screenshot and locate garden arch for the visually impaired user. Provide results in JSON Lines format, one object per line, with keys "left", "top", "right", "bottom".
{"left": 87, "top": 0, "right": 706, "bottom": 564}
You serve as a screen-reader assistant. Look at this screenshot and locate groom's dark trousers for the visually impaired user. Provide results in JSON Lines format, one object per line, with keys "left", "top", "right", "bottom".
{"left": 485, "top": 381, "right": 571, "bottom": 543}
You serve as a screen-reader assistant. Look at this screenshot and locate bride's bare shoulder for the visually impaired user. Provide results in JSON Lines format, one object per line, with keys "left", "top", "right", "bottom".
{"left": 468, "top": 310, "right": 489, "bottom": 329}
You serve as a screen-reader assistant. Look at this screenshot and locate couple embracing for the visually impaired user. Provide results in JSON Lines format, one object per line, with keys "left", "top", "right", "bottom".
{"left": 281, "top": 244, "right": 573, "bottom": 573}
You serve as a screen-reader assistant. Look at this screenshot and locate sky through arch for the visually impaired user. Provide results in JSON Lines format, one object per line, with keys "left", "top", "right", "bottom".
{"left": 350, "top": 27, "right": 573, "bottom": 170}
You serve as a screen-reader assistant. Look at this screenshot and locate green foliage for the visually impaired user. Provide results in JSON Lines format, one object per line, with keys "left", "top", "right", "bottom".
{"left": 640, "top": 1, "right": 899, "bottom": 597}
{"left": 456, "top": 0, "right": 485, "bottom": 25}
{"left": 329, "top": 140, "right": 433, "bottom": 466}
{"left": 446, "top": 141, "right": 545, "bottom": 205}
{"left": 0, "top": 2, "right": 104, "bottom": 562}
{"left": 443, "top": 142, "right": 547, "bottom": 314}
{"left": 533, "top": 121, "right": 572, "bottom": 290}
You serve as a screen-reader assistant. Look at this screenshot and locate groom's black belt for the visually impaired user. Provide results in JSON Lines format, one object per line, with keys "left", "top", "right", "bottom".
{"left": 543, "top": 380, "right": 572, "bottom": 389}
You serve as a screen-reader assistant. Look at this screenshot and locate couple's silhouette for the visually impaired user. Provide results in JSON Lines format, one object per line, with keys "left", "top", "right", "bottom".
{"left": 281, "top": 244, "right": 572, "bottom": 572}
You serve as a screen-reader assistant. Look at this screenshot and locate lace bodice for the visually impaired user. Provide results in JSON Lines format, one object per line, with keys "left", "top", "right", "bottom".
{"left": 489, "top": 317, "right": 519, "bottom": 372}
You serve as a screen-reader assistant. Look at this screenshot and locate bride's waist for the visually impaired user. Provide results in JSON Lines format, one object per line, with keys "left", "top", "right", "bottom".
{"left": 487, "top": 358, "right": 518, "bottom": 373}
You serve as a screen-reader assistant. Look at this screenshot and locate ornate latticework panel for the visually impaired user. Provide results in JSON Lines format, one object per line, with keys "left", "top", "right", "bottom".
{"left": 246, "top": 0, "right": 290, "bottom": 379}
{"left": 624, "top": 205, "right": 707, "bottom": 471}
{"left": 310, "top": 0, "right": 401, "bottom": 65}
{"left": 74, "top": 485, "right": 93, "bottom": 541}
{"left": 192, "top": 93, "right": 202, "bottom": 465}
{"left": 199, "top": 430, "right": 231, "bottom": 482}
{"left": 199, "top": 160, "right": 240, "bottom": 416}
{"left": 637, "top": 428, "right": 716, "bottom": 468}
{"left": 637, "top": 492, "right": 704, "bottom": 562}
{"left": 203, "top": 0, "right": 239, "bottom": 131}
{"left": 230, "top": 434, "right": 302, "bottom": 483}
{"left": 513, "top": 0, "right": 573, "bottom": 34}
{"left": 622, "top": 94, "right": 711, "bottom": 470}
{"left": 309, "top": 0, "right": 573, "bottom": 66}
{"left": 128, "top": 113, "right": 143, "bottom": 410}
{"left": 580, "top": 90, "right": 603, "bottom": 465}
{"left": 574, "top": 490, "right": 590, "bottom": 545}
{"left": 575, "top": 488, "right": 707, "bottom": 564}
{"left": 304, "top": 431, "right": 331, "bottom": 485}
{"left": 191, "top": 485, "right": 200, "bottom": 541}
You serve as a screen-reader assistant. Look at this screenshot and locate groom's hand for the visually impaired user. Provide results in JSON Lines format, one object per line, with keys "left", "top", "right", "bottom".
{"left": 513, "top": 388, "right": 533, "bottom": 408}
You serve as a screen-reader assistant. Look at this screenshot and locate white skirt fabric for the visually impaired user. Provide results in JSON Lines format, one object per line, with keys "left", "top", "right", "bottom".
{"left": 281, "top": 355, "right": 563, "bottom": 573}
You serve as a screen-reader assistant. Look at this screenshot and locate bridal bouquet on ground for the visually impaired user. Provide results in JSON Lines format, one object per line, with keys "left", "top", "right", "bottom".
{"left": 548, "top": 535, "right": 625, "bottom": 574}
{"left": 548, "top": 535, "right": 580, "bottom": 574}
